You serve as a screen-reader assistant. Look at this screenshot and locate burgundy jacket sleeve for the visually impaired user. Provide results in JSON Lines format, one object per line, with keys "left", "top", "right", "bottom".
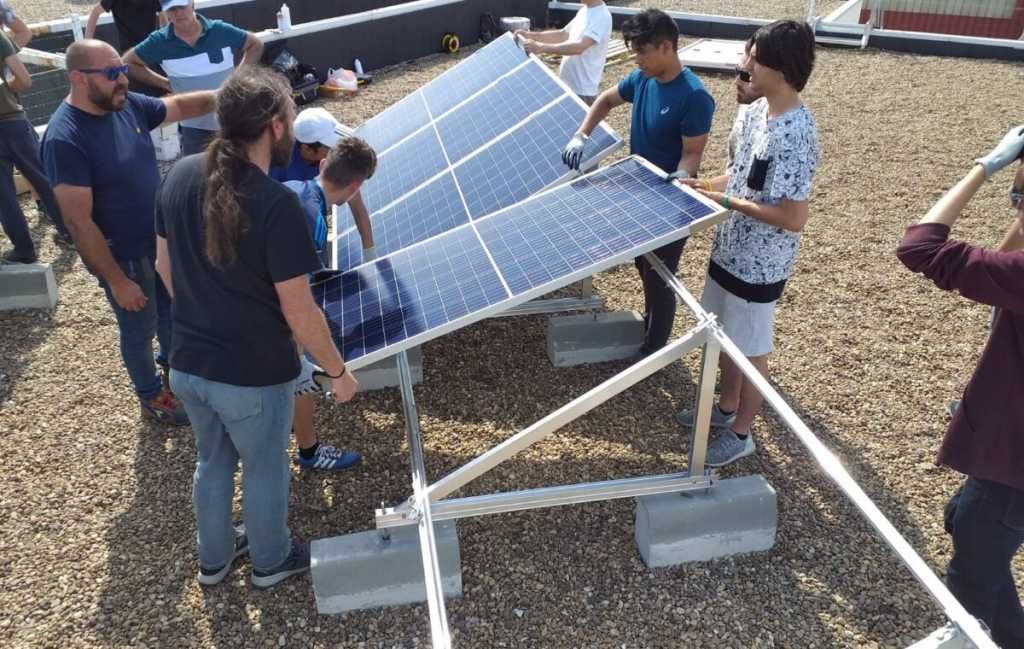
{"left": 896, "top": 222, "right": 1024, "bottom": 314}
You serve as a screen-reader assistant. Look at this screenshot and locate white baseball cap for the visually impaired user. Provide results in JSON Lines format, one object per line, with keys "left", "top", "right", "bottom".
{"left": 160, "top": 0, "right": 190, "bottom": 10}
{"left": 293, "top": 107, "right": 351, "bottom": 148}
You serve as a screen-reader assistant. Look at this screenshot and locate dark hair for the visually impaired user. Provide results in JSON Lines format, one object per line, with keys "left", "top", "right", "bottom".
{"left": 321, "top": 138, "right": 377, "bottom": 188}
{"left": 621, "top": 9, "right": 678, "bottom": 51}
{"left": 751, "top": 20, "right": 815, "bottom": 92}
{"left": 203, "top": 65, "right": 293, "bottom": 267}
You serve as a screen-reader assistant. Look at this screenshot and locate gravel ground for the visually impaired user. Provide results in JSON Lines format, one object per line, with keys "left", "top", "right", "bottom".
{"left": 3, "top": 30, "right": 1024, "bottom": 649}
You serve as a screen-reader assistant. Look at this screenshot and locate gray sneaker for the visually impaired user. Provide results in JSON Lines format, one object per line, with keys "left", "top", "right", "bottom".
{"left": 705, "top": 431, "right": 756, "bottom": 468}
{"left": 252, "top": 539, "right": 310, "bottom": 589}
{"left": 197, "top": 524, "right": 248, "bottom": 586}
{"left": 675, "top": 404, "right": 736, "bottom": 430}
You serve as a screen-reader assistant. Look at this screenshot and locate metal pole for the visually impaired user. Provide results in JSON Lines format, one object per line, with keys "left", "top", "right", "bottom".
{"left": 642, "top": 255, "right": 997, "bottom": 649}
{"left": 425, "top": 325, "right": 710, "bottom": 502}
{"left": 396, "top": 351, "right": 453, "bottom": 649}
{"left": 688, "top": 338, "right": 720, "bottom": 477}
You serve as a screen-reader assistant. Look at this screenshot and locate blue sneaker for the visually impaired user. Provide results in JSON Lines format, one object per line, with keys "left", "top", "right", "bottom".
{"left": 197, "top": 524, "right": 248, "bottom": 586}
{"left": 252, "top": 539, "right": 310, "bottom": 589}
{"left": 295, "top": 443, "right": 361, "bottom": 471}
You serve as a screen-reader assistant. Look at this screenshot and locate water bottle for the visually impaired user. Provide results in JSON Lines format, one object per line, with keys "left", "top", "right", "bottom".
{"left": 354, "top": 59, "right": 364, "bottom": 76}
{"left": 277, "top": 3, "right": 291, "bottom": 31}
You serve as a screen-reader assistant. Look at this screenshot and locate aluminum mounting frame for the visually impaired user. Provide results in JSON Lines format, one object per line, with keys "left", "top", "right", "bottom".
{"left": 381, "top": 250, "right": 997, "bottom": 649}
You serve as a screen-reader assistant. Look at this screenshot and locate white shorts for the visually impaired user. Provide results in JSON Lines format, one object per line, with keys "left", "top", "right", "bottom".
{"left": 700, "top": 275, "right": 777, "bottom": 357}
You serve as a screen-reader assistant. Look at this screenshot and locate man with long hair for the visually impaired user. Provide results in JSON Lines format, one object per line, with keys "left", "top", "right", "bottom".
{"left": 897, "top": 126, "right": 1024, "bottom": 648}
{"left": 41, "top": 39, "right": 214, "bottom": 424}
{"left": 677, "top": 21, "right": 819, "bottom": 468}
{"left": 154, "top": 65, "right": 359, "bottom": 588}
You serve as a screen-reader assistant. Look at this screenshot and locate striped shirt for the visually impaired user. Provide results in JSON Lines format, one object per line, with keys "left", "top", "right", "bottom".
{"left": 133, "top": 14, "right": 246, "bottom": 131}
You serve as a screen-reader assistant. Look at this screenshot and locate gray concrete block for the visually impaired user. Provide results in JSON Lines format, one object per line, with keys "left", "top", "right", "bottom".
{"left": 547, "top": 310, "right": 644, "bottom": 367}
{"left": 0, "top": 263, "right": 58, "bottom": 311}
{"left": 635, "top": 475, "right": 776, "bottom": 568}
{"left": 353, "top": 346, "right": 423, "bottom": 392}
{"left": 312, "top": 521, "right": 462, "bottom": 614}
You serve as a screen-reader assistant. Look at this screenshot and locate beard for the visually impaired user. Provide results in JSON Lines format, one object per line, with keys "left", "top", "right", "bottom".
{"left": 270, "top": 128, "right": 295, "bottom": 167}
{"left": 88, "top": 80, "right": 128, "bottom": 112}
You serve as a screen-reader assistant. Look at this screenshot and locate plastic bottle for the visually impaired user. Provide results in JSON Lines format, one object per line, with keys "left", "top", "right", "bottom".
{"left": 354, "top": 59, "right": 364, "bottom": 76}
{"left": 277, "top": 3, "right": 291, "bottom": 31}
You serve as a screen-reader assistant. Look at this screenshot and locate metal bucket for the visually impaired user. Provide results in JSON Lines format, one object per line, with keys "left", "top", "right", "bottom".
{"left": 499, "top": 16, "right": 530, "bottom": 33}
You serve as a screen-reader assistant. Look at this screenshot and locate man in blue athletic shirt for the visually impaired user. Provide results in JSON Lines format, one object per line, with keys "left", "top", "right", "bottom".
{"left": 124, "top": 0, "right": 262, "bottom": 154}
{"left": 283, "top": 137, "right": 377, "bottom": 473}
{"left": 41, "top": 39, "right": 216, "bottom": 424}
{"left": 562, "top": 9, "right": 715, "bottom": 356}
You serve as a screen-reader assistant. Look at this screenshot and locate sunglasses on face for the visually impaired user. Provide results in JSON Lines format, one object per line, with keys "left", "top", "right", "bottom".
{"left": 735, "top": 66, "right": 751, "bottom": 83}
{"left": 79, "top": 65, "right": 129, "bottom": 81}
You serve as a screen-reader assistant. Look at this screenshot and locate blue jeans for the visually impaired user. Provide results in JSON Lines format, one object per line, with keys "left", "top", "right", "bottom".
{"left": 944, "top": 477, "right": 1024, "bottom": 647}
{"left": 169, "top": 370, "right": 295, "bottom": 572}
{"left": 97, "top": 256, "right": 171, "bottom": 401}
{"left": 0, "top": 118, "right": 70, "bottom": 255}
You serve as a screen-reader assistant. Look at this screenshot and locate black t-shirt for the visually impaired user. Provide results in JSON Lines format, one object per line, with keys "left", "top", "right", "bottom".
{"left": 155, "top": 154, "right": 322, "bottom": 387}
{"left": 102, "top": 0, "right": 162, "bottom": 52}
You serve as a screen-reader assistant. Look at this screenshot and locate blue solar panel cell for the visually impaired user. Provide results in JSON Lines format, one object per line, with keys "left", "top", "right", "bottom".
{"left": 435, "top": 61, "right": 563, "bottom": 165}
{"left": 421, "top": 35, "right": 527, "bottom": 117}
{"left": 358, "top": 126, "right": 448, "bottom": 213}
{"left": 455, "top": 96, "right": 620, "bottom": 220}
{"left": 475, "top": 158, "right": 716, "bottom": 296}
{"left": 316, "top": 226, "right": 509, "bottom": 363}
{"left": 335, "top": 171, "right": 470, "bottom": 268}
{"left": 355, "top": 91, "right": 430, "bottom": 154}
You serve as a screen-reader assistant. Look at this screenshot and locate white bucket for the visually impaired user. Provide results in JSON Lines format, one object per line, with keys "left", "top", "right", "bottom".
{"left": 499, "top": 16, "right": 531, "bottom": 32}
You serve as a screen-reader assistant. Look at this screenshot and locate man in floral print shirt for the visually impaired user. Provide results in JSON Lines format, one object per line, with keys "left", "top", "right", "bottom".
{"left": 676, "top": 20, "right": 819, "bottom": 467}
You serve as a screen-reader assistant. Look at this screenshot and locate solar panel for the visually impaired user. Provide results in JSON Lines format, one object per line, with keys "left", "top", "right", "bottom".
{"left": 332, "top": 33, "right": 623, "bottom": 272}
{"left": 334, "top": 171, "right": 469, "bottom": 270}
{"left": 455, "top": 95, "right": 619, "bottom": 220}
{"left": 315, "top": 156, "right": 726, "bottom": 368}
{"left": 355, "top": 91, "right": 430, "bottom": 154}
{"left": 358, "top": 126, "right": 449, "bottom": 213}
{"left": 421, "top": 35, "right": 527, "bottom": 117}
{"left": 433, "top": 61, "right": 564, "bottom": 165}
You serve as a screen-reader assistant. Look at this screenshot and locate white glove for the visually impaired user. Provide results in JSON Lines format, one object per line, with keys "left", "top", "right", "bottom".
{"left": 665, "top": 170, "right": 691, "bottom": 183}
{"left": 976, "top": 124, "right": 1024, "bottom": 179}
{"left": 294, "top": 356, "right": 326, "bottom": 396}
{"left": 561, "top": 132, "right": 589, "bottom": 171}
{"left": 362, "top": 245, "right": 376, "bottom": 262}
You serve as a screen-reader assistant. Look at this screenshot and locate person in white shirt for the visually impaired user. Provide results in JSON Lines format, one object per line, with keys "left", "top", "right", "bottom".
{"left": 515, "top": 0, "right": 612, "bottom": 105}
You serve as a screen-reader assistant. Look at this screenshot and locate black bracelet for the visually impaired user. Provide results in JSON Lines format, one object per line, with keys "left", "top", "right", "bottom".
{"left": 325, "top": 366, "right": 347, "bottom": 379}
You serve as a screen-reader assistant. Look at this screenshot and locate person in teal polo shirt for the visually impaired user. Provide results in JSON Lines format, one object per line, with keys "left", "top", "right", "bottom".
{"left": 284, "top": 137, "right": 377, "bottom": 472}
{"left": 562, "top": 8, "right": 715, "bottom": 357}
{"left": 124, "top": 0, "right": 262, "bottom": 154}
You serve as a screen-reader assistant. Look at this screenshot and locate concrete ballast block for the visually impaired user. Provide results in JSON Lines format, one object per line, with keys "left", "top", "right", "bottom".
{"left": 547, "top": 310, "right": 644, "bottom": 367}
{"left": 635, "top": 474, "right": 777, "bottom": 568}
{"left": 0, "top": 263, "right": 58, "bottom": 311}
{"left": 353, "top": 346, "right": 423, "bottom": 392}
{"left": 312, "top": 521, "right": 462, "bottom": 614}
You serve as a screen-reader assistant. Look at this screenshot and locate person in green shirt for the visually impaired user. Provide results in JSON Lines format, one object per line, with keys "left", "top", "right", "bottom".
{"left": 0, "top": 29, "right": 70, "bottom": 263}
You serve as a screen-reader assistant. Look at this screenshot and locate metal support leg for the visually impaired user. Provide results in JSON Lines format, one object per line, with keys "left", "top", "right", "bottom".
{"left": 689, "top": 338, "right": 720, "bottom": 477}
{"left": 396, "top": 351, "right": 452, "bottom": 649}
{"left": 641, "top": 253, "right": 997, "bottom": 649}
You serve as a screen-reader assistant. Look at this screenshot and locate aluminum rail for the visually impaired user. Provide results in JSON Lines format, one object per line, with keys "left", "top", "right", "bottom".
{"left": 643, "top": 252, "right": 996, "bottom": 649}
{"left": 396, "top": 350, "right": 452, "bottom": 649}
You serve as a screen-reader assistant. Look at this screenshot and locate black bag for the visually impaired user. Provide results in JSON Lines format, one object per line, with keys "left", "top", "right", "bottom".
{"left": 266, "top": 45, "right": 323, "bottom": 106}
{"left": 479, "top": 13, "right": 499, "bottom": 43}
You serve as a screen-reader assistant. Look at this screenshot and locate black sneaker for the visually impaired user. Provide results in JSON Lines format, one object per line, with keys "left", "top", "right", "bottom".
{"left": 2, "top": 249, "right": 38, "bottom": 264}
{"left": 197, "top": 525, "right": 249, "bottom": 586}
{"left": 251, "top": 539, "right": 310, "bottom": 589}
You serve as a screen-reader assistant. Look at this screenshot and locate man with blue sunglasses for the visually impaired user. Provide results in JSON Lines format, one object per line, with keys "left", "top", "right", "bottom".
{"left": 41, "top": 39, "right": 216, "bottom": 425}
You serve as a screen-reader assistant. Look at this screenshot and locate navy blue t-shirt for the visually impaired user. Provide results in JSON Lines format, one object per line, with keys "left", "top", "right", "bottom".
{"left": 269, "top": 142, "right": 319, "bottom": 183}
{"left": 617, "top": 68, "right": 715, "bottom": 173}
{"left": 283, "top": 179, "right": 329, "bottom": 260}
{"left": 155, "top": 154, "right": 321, "bottom": 387}
{"left": 41, "top": 93, "right": 166, "bottom": 259}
